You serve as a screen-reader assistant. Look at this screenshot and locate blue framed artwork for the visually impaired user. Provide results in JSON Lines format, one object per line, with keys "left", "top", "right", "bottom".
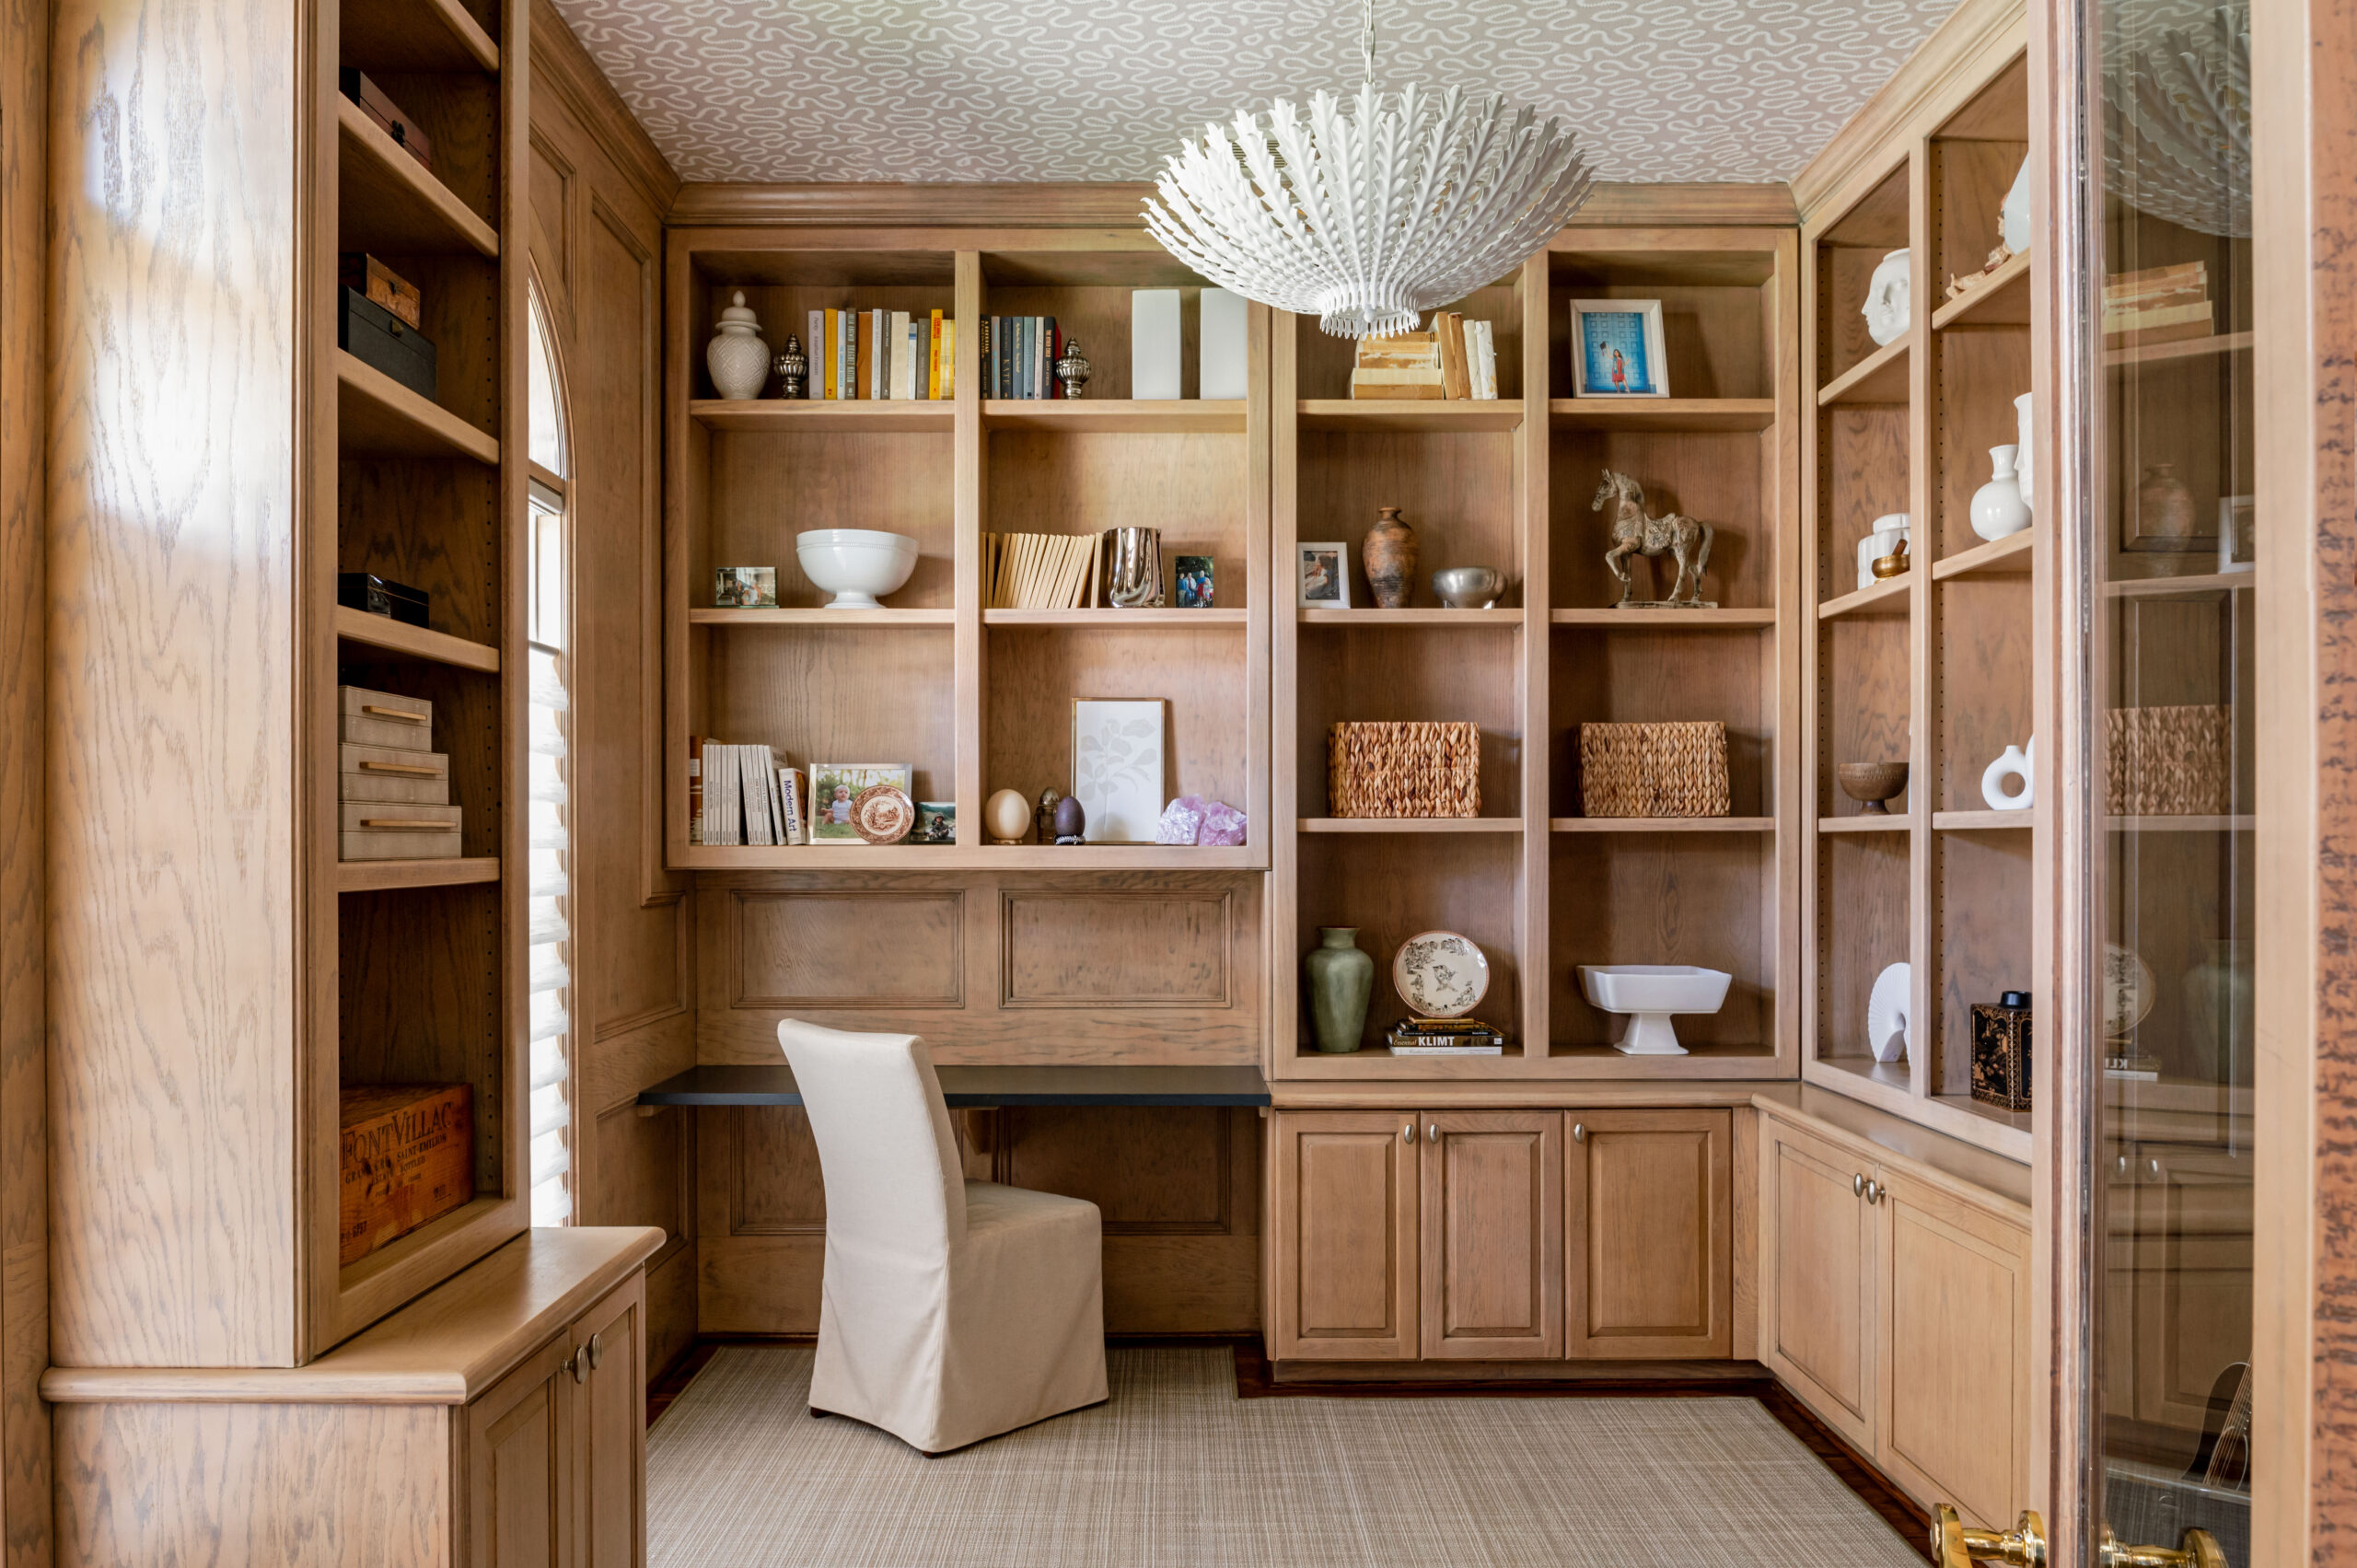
{"left": 1570, "top": 299, "right": 1669, "bottom": 398}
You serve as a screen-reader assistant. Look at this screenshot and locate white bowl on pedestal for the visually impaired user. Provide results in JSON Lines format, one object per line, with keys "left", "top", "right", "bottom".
{"left": 796, "top": 528, "right": 919, "bottom": 610}
{"left": 1576, "top": 965, "right": 1735, "bottom": 1056}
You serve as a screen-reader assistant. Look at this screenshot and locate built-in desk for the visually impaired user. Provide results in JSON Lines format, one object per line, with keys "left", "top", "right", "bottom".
{"left": 637, "top": 1063, "right": 1272, "bottom": 1108}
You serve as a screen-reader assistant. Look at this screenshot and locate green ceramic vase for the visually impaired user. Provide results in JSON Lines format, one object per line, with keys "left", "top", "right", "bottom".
{"left": 1305, "top": 927, "right": 1376, "bottom": 1053}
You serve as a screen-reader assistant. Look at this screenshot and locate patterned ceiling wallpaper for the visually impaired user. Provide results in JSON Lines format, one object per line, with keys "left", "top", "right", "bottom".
{"left": 547, "top": 0, "right": 1962, "bottom": 185}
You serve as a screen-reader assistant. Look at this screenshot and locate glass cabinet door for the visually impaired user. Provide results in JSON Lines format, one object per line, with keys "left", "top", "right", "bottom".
{"left": 2084, "top": 0, "right": 2254, "bottom": 1558}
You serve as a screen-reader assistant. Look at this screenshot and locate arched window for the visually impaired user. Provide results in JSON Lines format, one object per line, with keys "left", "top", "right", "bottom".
{"left": 526, "top": 282, "right": 575, "bottom": 1225}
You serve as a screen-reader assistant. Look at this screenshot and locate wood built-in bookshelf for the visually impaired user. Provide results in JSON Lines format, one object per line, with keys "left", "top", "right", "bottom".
{"left": 308, "top": 0, "right": 528, "bottom": 1351}
{"left": 1271, "top": 226, "right": 1803, "bottom": 1081}
{"left": 1802, "top": 44, "right": 2042, "bottom": 1158}
{"left": 661, "top": 236, "right": 1271, "bottom": 874}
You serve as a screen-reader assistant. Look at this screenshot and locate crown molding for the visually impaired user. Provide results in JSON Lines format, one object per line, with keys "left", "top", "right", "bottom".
{"left": 1789, "top": 0, "right": 2026, "bottom": 224}
{"left": 665, "top": 179, "right": 1794, "bottom": 231}
{"left": 529, "top": 0, "right": 680, "bottom": 218}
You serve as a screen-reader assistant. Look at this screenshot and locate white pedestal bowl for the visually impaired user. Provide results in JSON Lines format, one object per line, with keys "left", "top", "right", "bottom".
{"left": 1576, "top": 964, "right": 1735, "bottom": 1056}
{"left": 796, "top": 528, "right": 919, "bottom": 610}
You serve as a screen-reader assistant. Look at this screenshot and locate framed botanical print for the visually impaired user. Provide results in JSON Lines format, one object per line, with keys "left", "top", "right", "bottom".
{"left": 1072, "top": 699, "right": 1167, "bottom": 843}
{"left": 1569, "top": 299, "right": 1669, "bottom": 398}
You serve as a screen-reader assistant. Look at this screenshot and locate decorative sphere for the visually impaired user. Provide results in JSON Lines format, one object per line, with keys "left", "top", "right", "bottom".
{"left": 984, "top": 789, "right": 1032, "bottom": 843}
{"left": 1052, "top": 795, "right": 1086, "bottom": 843}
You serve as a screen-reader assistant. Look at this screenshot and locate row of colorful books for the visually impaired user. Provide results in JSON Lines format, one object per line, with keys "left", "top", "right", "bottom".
{"left": 805, "top": 308, "right": 955, "bottom": 400}
{"left": 981, "top": 316, "right": 1069, "bottom": 399}
{"left": 1348, "top": 311, "right": 1501, "bottom": 400}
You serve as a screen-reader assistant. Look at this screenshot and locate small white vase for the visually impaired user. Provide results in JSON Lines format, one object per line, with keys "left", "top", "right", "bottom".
{"left": 1971, "top": 445, "right": 2031, "bottom": 541}
{"left": 1863, "top": 249, "right": 1911, "bottom": 347}
{"left": 2013, "top": 393, "right": 2035, "bottom": 517}
{"left": 2001, "top": 154, "right": 2032, "bottom": 254}
{"left": 1981, "top": 738, "right": 2035, "bottom": 812}
{"left": 706, "top": 290, "right": 770, "bottom": 401}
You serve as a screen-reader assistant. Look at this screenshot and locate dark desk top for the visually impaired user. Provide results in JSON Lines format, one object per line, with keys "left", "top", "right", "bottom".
{"left": 635, "top": 1063, "right": 1271, "bottom": 1108}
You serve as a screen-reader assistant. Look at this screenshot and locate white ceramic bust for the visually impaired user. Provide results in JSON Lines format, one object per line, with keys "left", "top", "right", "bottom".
{"left": 1863, "top": 250, "right": 1910, "bottom": 347}
{"left": 2001, "top": 155, "right": 2032, "bottom": 254}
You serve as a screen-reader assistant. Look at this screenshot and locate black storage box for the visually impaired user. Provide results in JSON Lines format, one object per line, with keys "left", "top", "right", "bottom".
{"left": 337, "top": 573, "right": 430, "bottom": 629}
{"left": 338, "top": 285, "right": 437, "bottom": 401}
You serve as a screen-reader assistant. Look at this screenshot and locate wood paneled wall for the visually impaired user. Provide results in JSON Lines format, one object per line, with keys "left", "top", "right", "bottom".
{"left": 527, "top": 0, "right": 698, "bottom": 1380}
{"left": 0, "top": 0, "right": 46, "bottom": 1539}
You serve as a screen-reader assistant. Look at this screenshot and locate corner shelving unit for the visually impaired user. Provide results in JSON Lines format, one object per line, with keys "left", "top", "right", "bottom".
{"left": 1271, "top": 226, "right": 1802, "bottom": 1081}
{"left": 308, "top": 0, "right": 528, "bottom": 1352}
{"left": 660, "top": 234, "right": 1271, "bottom": 873}
{"left": 1801, "top": 44, "right": 2038, "bottom": 1159}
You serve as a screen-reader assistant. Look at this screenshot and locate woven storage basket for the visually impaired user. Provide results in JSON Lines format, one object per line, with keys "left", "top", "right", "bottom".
{"left": 1578, "top": 721, "right": 1731, "bottom": 819}
{"left": 1329, "top": 722, "right": 1480, "bottom": 818}
{"left": 2106, "top": 705, "right": 2231, "bottom": 816}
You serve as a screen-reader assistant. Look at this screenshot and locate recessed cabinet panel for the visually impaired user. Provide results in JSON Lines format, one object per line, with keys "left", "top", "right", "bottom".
{"left": 1565, "top": 1109, "right": 1729, "bottom": 1357}
{"left": 1420, "top": 1112, "right": 1562, "bottom": 1359}
{"left": 1273, "top": 1111, "right": 1418, "bottom": 1359}
{"left": 466, "top": 1338, "right": 575, "bottom": 1568}
{"left": 575, "top": 1277, "right": 646, "bottom": 1568}
{"left": 1758, "top": 1120, "right": 1876, "bottom": 1448}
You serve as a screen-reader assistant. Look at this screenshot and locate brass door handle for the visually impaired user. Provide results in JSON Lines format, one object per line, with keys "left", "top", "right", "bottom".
{"left": 1933, "top": 1506, "right": 2045, "bottom": 1567}
{"left": 2101, "top": 1528, "right": 2227, "bottom": 1568}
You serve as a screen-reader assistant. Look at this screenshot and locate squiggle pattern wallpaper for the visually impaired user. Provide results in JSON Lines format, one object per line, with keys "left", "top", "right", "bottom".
{"left": 547, "top": 0, "right": 1960, "bottom": 184}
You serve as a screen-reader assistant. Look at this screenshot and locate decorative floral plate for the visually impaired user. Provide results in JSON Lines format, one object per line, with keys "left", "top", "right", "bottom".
{"left": 1391, "top": 930, "right": 1489, "bottom": 1018}
{"left": 851, "top": 784, "right": 915, "bottom": 845}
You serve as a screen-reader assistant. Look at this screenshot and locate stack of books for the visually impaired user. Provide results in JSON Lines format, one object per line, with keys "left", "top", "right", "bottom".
{"left": 804, "top": 308, "right": 953, "bottom": 400}
{"left": 985, "top": 532, "right": 1101, "bottom": 609}
{"left": 1387, "top": 1017, "right": 1508, "bottom": 1055}
{"left": 1347, "top": 311, "right": 1499, "bottom": 400}
{"left": 690, "top": 740, "right": 805, "bottom": 846}
{"left": 982, "top": 317, "right": 1066, "bottom": 398}
{"left": 2102, "top": 261, "right": 2212, "bottom": 346}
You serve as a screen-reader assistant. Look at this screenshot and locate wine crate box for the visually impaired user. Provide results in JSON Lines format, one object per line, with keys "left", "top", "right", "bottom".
{"left": 339, "top": 1085, "right": 474, "bottom": 1265}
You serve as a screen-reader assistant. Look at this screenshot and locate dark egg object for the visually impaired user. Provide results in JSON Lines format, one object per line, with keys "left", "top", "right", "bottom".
{"left": 1052, "top": 794, "right": 1087, "bottom": 844}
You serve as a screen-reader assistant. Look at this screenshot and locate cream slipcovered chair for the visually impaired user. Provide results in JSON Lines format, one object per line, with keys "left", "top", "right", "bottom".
{"left": 777, "top": 1018, "right": 1108, "bottom": 1454}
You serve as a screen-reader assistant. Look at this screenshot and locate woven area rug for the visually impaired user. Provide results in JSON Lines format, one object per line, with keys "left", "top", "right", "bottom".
{"left": 647, "top": 1346, "right": 1922, "bottom": 1567}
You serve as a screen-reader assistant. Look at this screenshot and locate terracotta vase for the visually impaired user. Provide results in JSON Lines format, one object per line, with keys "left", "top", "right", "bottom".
{"left": 2136, "top": 462, "right": 2200, "bottom": 550}
{"left": 1362, "top": 506, "right": 1419, "bottom": 610}
{"left": 1305, "top": 928, "right": 1376, "bottom": 1053}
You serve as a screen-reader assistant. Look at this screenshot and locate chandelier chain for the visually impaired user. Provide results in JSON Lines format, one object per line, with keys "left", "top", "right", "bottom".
{"left": 1360, "top": 0, "right": 1376, "bottom": 86}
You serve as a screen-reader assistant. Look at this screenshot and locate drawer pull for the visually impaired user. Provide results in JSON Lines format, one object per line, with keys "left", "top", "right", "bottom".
{"left": 356, "top": 760, "right": 441, "bottom": 775}
{"left": 360, "top": 704, "right": 428, "bottom": 724}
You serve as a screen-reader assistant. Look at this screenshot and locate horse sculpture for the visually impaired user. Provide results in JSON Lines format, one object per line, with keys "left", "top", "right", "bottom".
{"left": 1593, "top": 470, "right": 1714, "bottom": 608}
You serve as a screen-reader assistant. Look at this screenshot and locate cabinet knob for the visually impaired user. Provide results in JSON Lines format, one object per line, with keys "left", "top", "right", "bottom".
{"left": 1572, "top": 1122, "right": 1585, "bottom": 1144}
{"left": 1854, "top": 1172, "right": 1866, "bottom": 1197}
{"left": 1426, "top": 1122, "right": 1438, "bottom": 1144}
{"left": 569, "top": 1348, "right": 587, "bottom": 1384}
{"left": 1863, "top": 1179, "right": 1884, "bottom": 1205}
{"left": 587, "top": 1332, "right": 606, "bottom": 1372}
{"left": 1402, "top": 1122, "right": 1412, "bottom": 1144}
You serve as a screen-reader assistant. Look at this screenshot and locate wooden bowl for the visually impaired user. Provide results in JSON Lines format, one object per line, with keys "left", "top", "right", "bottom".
{"left": 1837, "top": 761, "right": 1910, "bottom": 814}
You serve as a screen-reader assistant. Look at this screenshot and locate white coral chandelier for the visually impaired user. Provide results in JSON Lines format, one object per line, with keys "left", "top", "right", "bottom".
{"left": 1144, "top": 0, "right": 1596, "bottom": 339}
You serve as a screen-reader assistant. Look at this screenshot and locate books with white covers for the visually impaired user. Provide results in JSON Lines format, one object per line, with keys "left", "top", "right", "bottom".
{"left": 737, "top": 746, "right": 773, "bottom": 844}
{"left": 1466, "top": 320, "right": 1499, "bottom": 400}
{"left": 1389, "top": 1043, "right": 1505, "bottom": 1056}
{"left": 1132, "top": 288, "right": 1181, "bottom": 400}
{"left": 1201, "top": 287, "right": 1247, "bottom": 401}
{"left": 890, "top": 311, "right": 915, "bottom": 400}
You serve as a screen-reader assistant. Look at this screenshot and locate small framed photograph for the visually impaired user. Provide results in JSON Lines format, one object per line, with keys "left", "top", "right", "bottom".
{"left": 808, "top": 763, "right": 912, "bottom": 842}
{"left": 1174, "top": 555, "right": 1215, "bottom": 609}
{"left": 1569, "top": 300, "right": 1669, "bottom": 398}
{"left": 2218, "top": 494, "right": 2255, "bottom": 571}
{"left": 714, "top": 565, "right": 778, "bottom": 608}
{"left": 1296, "top": 541, "right": 1350, "bottom": 608}
{"left": 914, "top": 801, "right": 957, "bottom": 844}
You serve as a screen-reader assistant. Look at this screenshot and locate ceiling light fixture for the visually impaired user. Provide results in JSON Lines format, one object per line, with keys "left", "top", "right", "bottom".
{"left": 1143, "top": 0, "right": 1596, "bottom": 339}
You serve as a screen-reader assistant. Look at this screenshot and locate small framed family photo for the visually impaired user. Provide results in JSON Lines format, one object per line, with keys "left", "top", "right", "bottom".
{"left": 1296, "top": 541, "right": 1350, "bottom": 608}
{"left": 1569, "top": 300, "right": 1669, "bottom": 398}
{"left": 807, "top": 762, "right": 912, "bottom": 842}
{"left": 714, "top": 565, "right": 778, "bottom": 608}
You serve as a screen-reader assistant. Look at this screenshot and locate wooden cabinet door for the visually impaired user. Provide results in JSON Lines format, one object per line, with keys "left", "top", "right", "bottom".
{"left": 1564, "top": 1109, "right": 1730, "bottom": 1358}
{"left": 1271, "top": 1111, "right": 1419, "bottom": 1360}
{"left": 464, "top": 1337, "right": 575, "bottom": 1568}
{"left": 1419, "top": 1111, "right": 1562, "bottom": 1360}
{"left": 1757, "top": 1118, "right": 1877, "bottom": 1451}
{"left": 574, "top": 1275, "right": 647, "bottom": 1568}
{"left": 1875, "top": 1166, "right": 2031, "bottom": 1527}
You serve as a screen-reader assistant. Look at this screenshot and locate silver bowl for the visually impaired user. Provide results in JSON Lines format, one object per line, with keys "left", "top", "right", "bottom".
{"left": 1432, "top": 566, "right": 1504, "bottom": 610}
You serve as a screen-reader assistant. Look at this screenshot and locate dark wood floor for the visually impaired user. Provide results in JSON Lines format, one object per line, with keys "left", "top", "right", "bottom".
{"left": 646, "top": 1333, "right": 1934, "bottom": 1563}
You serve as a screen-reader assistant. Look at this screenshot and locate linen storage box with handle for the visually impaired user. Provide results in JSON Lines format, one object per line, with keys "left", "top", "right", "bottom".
{"left": 1328, "top": 721, "right": 1480, "bottom": 818}
{"left": 337, "top": 685, "right": 462, "bottom": 858}
{"left": 1577, "top": 721, "right": 1731, "bottom": 819}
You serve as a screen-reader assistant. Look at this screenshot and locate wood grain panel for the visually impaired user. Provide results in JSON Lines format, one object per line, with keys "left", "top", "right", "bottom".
{"left": 1818, "top": 408, "right": 1910, "bottom": 601}
{"left": 339, "top": 459, "right": 504, "bottom": 645}
{"left": 1934, "top": 577, "right": 2034, "bottom": 810}
{"left": 587, "top": 1100, "right": 687, "bottom": 1250}
{"left": 1000, "top": 1107, "right": 1234, "bottom": 1233}
{"left": 1420, "top": 1111, "right": 1562, "bottom": 1359}
{"left": 986, "top": 626, "right": 1248, "bottom": 811}
{"left": 465, "top": 1337, "right": 573, "bottom": 1568}
{"left": 1758, "top": 1118, "right": 1876, "bottom": 1449}
{"left": 705, "top": 625, "right": 957, "bottom": 802}
{"left": 1549, "top": 429, "right": 1774, "bottom": 611}
{"left": 644, "top": 1244, "right": 697, "bottom": 1383}
{"left": 1821, "top": 615, "right": 1911, "bottom": 815}
{"left": 731, "top": 889, "right": 963, "bottom": 1008}
{"left": 721, "top": 1106, "right": 826, "bottom": 1235}
{"left": 1817, "top": 834, "right": 1910, "bottom": 1067}
{"left": 1565, "top": 1109, "right": 1730, "bottom": 1357}
{"left": 1272, "top": 1110, "right": 1418, "bottom": 1359}
{"left": 47, "top": 0, "right": 299, "bottom": 1365}
{"left": 54, "top": 1402, "right": 452, "bottom": 1564}
{"left": 1000, "top": 889, "right": 1229, "bottom": 1007}
{"left": 1548, "top": 834, "right": 1772, "bottom": 1051}
{"left": 572, "top": 1272, "right": 644, "bottom": 1568}
{"left": 1932, "top": 830, "right": 2033, "bottom": 1098}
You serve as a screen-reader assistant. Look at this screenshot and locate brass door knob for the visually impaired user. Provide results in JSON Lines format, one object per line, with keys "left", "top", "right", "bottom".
{"left": 2101, "top": 1527, "right": 2227, "bottom": 1568}
{"left": 1933, "top": 1505, "right": 2045, "bottom": 1567}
